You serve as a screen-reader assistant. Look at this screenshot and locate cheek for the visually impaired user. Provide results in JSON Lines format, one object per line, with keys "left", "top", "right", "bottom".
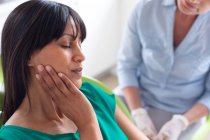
{"left": 177, "top": 1, "right": 183, "bottom": 12}
{"left": 52, "top": 55, "right": 70, "bottom": 72}
{"left": 36, "top": 51, "right": 71, "bottom": 72}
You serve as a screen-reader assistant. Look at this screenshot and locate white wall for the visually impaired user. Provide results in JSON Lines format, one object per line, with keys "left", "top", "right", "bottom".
{"left": 78, "top": 0, "right": 121, "bottom": 76}
{"left": 0, "top": 0, "right": 137, "bottom": 77}
{"left": 78, "top": 0, "right": 137, "bottom": 76}
{"left": 121, "top": 0, "right": 138, "bottom": 28}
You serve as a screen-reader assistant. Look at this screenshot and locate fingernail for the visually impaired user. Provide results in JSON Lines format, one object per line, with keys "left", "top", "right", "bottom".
{"left": 58, "top": 73, "right": 62, "bottom": 77}
{"left": 45, "top": 66, "right": 51, "bottom": 72}
{"left": 35, "top": 74, "right": 40, "bottom": 79}
{"left": 37, "top": 65, "right": 44, "bottom": 72}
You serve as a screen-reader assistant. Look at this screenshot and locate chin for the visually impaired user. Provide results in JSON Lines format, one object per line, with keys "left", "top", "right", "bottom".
{"left": 179, "top": 7, "right": 196, "bottom": 15}
{"left": 178, "top": 2, "right": 199, "bottom": 15}
{"left": 73, "top": 79, "right": 83, "bottom": 89}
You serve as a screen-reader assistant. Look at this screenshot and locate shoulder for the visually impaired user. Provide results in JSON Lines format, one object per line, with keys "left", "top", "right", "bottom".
{"left": 134, "top": 0, "right": 163, "bottom": 11}
{"left": 80, "top": 82, "right": 115, "bottom": 101}
{"left": 129, "top": 0, "right": 165, "bottom": 22}
{"left": 80, "top": 82, "right": 116, "bottom": 113}
{"left": 0, "top": 126, "right": 23, "bottom": 140}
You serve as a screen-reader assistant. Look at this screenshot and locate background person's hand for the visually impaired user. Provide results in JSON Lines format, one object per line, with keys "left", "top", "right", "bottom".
{"left": 36, "top": 65, "right": 97, "bottom": 130}
{"left": 155, "top": 115, "right": 189, "bottom": 140}
{"left": 131, "top": 108, "right": 157, "bottom": 139}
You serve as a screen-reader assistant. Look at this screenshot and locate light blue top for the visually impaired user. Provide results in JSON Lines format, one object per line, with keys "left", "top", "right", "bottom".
{"left": 117, "top": 0, "right": 210, "bottom": 113}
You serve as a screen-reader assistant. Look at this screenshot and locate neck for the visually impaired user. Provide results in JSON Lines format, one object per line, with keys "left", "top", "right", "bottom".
{"left": 6, "top": 76, "right": 78, "bottom": 134}
{"left": 17, "top": 77, "right": 64, "bottom": 123}
{"left": 176, "top": 8, "right": 198, "bottom": 21}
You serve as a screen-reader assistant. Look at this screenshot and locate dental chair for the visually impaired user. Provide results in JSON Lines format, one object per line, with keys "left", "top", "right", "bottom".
{"left": 82, "top": 76, "right": 131, "bottom": 120}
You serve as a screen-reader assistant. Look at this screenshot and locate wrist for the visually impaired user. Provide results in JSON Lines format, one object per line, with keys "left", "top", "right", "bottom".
{"left": 76, "top": 112, "right": 98, "bottom": 130}
{"left": 172, "top": 114, "right": 189, "bottom": 130}
{"left": 77, "top": 117, "right": 98, "bottom": 131}
{"left": 78, "top": 121, "right": 102, "bottom": 140}
{"left": 131, "top": 108, "right": 147, "bottom": 117}
{"left": 131, "top": 108, "right": 149, "bottom": 126}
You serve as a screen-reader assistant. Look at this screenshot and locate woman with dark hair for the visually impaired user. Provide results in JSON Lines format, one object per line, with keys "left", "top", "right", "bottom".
{"left": 0, "top": 0, "right": 148, "bottom": 140}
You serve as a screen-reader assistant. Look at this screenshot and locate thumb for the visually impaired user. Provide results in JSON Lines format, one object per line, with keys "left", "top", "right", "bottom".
{"left": 147, "top": 133, "right": 157, "bottom": 140}
{"left": 155, "top": 131, "right": 169, "bottom": 140}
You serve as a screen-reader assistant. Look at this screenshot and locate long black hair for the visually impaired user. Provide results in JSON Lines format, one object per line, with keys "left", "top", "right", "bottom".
{"left": 1, "top": 0, "right": 86, "bottom": 124}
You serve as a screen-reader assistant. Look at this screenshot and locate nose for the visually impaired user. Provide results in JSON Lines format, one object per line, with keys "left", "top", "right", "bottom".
{"left": 73, "top": 46, "right": 85, "bottom": 63}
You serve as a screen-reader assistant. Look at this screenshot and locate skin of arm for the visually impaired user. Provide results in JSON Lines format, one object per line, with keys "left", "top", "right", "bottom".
{"left": 79, "top": 120, "right": 103, "bottom": 140}
{"left": 124, "top": 87, "right": 209, "bottom": 123}
{"left": 123, "top": 86, "right": 142, "bottom": 111}
{"left": 115, "top": 105, "right": 149, "bottom": 140}
{"left": 184, "top": 103, "right": 209, "bottom": 124}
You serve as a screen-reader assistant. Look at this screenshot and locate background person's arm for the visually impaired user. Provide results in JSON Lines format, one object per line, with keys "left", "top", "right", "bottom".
{"left": 123, "top": 86, "right": 142, "bottom": 110}
{"left": 185, "top": 68, "right": 210, "bottom": 123}
{"left": 116, "top": 1, "right": 157, "bottom": 139}
{"left": 117, "top": 0, "right": 144, "bottom": 102}
{"left": 156, "top": 70, "right": 210, "bottom": 140}
{"left": 186, "top": 70, "right": 210, "bottom": 122}
{"left": 184, "top": 103, "right": 208, "bottom": 123}
{"left": 123, "top": 86, "right": 157, "bottom": 139}
{"left": 156, "top": 104, "right": 209, "bottom": 140}
{"left": 123, "top": 86, "right": 157, "bottom": 136}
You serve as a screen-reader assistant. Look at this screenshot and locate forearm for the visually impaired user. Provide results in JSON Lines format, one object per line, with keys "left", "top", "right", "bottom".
{"left": 156, "top": 104, "right": 209, "bottom": 140}
{"left": 79, "top": 121, "right": 103, "bottom": 140}
{"left": 115, "top": 106, "right": 149, "bottom": 140}
{"left": 123, "top": 86, "right": 157, "bottom": 139}
{"left": 123, "top": 86, "right": 142, "bottom": 110}
{"left": 184, "top": 103, "right": 209, "bottom": 124}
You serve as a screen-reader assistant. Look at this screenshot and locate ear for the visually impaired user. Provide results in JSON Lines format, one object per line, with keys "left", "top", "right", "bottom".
{"left": 27, "top": 58, "right": 34, "bottom": 67}
{"left": 28, "top": 63, "right": 33, "bottom": 67}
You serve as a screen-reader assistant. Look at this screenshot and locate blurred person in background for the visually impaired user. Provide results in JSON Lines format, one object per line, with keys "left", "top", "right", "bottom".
{"left": 117, "top": 0, "right": 210, "bottom": 139}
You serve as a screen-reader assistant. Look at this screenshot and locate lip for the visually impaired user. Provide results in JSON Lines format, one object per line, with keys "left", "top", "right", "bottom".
{"left": 183, "top": 0, "right": 198, "bottom": 10}
{"left": 71, "top": 67, "right": 83, "bottom": 78}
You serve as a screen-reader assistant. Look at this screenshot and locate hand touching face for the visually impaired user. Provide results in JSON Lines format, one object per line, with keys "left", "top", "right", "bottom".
{"left": 35, "top": 65, "right": 97, "bottom": 129}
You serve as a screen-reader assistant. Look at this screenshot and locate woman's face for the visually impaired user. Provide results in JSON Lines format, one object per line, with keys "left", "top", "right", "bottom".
{"left": 29, "top": 20, "right": 85, "bottom": 88}
{"left": 177, "top": 0, "right": 210, "bottom": 15}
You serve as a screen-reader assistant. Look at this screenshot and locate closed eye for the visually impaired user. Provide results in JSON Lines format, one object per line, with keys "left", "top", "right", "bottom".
{"left": 61, "top": 45, "right": 72, "bottom": 48}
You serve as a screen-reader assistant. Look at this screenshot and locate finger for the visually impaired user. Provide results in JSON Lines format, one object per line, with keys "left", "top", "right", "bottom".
{"left": 163, "top": 133, "right": 170, "bottom": 140}
{"left": 156, "top": 133, "right": 164, "bottom": 140}
{"left": 154, "top": 137, "right": 158, "bottom": 140}
{"left": 154, "top": 137, "right": 159, "bottom": 140}
{"left": 37, "top": 65, "right": 56, "bottom": 91}
{"left": 35, "top": 74, "right": 56, "bottom": 100}
{"left": 148, "top": 134, "right": 156, "bottom": 140}
{"left": 37, "top": 65, "right": 64, "bottom": 100}
{"left": 152, "top": 126, "right": 158, "bottom": 134}
{"left": 159, "top": 132, "right": 169, "bottom": 140}
{"left": 145, "top": 132, "right": 156, "bottom": 140}
{"left": 58, "top": 73, "right": 81, "bottom": 94}
{"left": 45, "top": 65, "right": 69, "bottom": 96}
